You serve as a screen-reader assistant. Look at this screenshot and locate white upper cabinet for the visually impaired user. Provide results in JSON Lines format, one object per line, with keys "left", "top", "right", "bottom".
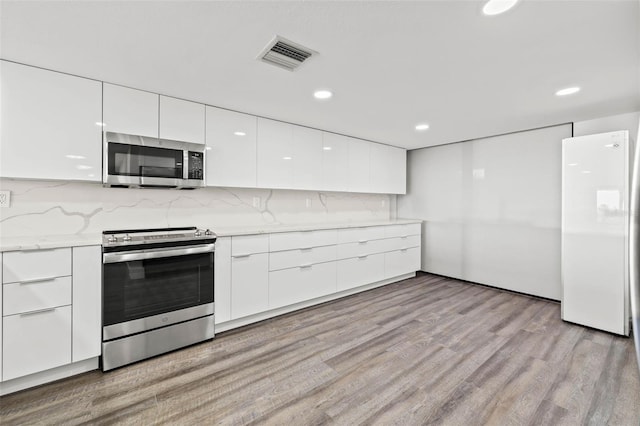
{"left": 159, "top": 95, "right": 205, "bottom": 144}
{"left": 292, "top": 125, "right": 323, "bottom": 190}
{"left": 0, "top": 61, "right": 102, "bottom": 182}
{"left": 205, "top": 107, "right": 257, "bottom": 188}
{"left": 347, "top": 137, "right": 371, "bottom": 193}
{"left": 103, "top": 83, "right": 159, "bottom": 138}
{"left": 321, "top": 132, "right": 349, "bottom": 192}
{"left": 256, "top": 118, "right": 294, "bottom": 189}
{"left": 370, "top": 143, "right": 407, "bottom": 194}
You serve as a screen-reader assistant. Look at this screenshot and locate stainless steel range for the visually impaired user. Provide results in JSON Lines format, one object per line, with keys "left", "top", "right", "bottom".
{"left": 101, "top": 227, "right": 216, "bottom": 371}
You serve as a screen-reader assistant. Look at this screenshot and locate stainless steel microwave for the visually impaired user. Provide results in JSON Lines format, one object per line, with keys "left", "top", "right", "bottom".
{"left": 103, "top": 132, "right": 205, "bottom": 189}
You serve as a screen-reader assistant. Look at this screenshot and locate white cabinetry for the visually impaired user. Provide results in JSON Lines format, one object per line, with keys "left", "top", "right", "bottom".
{"left": 292, "top": 125, "right": 323, "bottom": 190}
{"left": 347, "top": 137, "right": 371, "bottom": 193}
{"left": 562, "top": 131, "right": 630, "bottom": 335}
{"left": 159, "top": 95, "right": 205, "bottom": 144}
{"left": 270, "top": 262, "right": 336, "bottom": 309}
{"left": 256, "top": 118, "right": 294, "bottom": 189}
{"left": 321, "top": 133, "right": 350, "bottom": 192}
{"left": 0, "top": 61, "right": 102, "bottom": 182}
{"left": 1, "top": 246, "right": 101, "bottom": 382}
{"left": 214, "top": 237, "right": 232, "bottom": 324}
{"left": 370, "top": 143, "right": 407, "bottom": 194}
{"left": 231, "top": 235, "right": 269, "bottom": 319}
{"left": 103, "top": 83, "right": 159, "bottom": 138}
{"left": 206, "top": 107, "right": 258, "bottom": 188}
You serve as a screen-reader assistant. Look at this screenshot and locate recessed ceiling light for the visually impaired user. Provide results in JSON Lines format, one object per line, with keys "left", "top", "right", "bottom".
{"left": 313, "top": 90, "right": 333, "bottom": 100}
{"left": 282, "top": 156, "right": 292, "bottom": 160}
{"left": 415, "top": 123, "right": 430, "bottom": 131}
{"left": 556, "top": 87, "right": 581, "bottom": 96}
{"left": 482, "top": 0, "right": 519, "bottom": 15}
{"left": 323, "top": 146, "right": 332, "bottom": 151}
{"left": 234, "top": 131, "right": 246, "bottom": 136}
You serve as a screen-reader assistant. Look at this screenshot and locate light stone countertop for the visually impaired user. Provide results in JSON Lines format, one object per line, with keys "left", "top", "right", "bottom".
{"left": 0, "top": 219, "right": 422, "bottom": 252}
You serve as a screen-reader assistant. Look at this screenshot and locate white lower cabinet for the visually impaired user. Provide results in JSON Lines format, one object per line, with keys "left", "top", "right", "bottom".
{"left": 337, "top": 253, "right": 385, "bottom": 292}
{"left": 385, "top": 247, "right": 421, "bottom": 279}
{"left": 72, "top": 246, "right": 101, "bottom": 362}
{"left": 3, "top": 306, "right": 72, "bottom": 381}
{"left": 231, "top": 253, "right": 269, "bottom": 319}
{"left": 269, "top": 262, "right": 336, "bottom": 310}
{"left": 214, "top": 237, "right": 232, "bottom": 324}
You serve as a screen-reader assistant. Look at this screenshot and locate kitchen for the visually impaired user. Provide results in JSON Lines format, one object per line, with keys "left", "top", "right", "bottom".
{"left": 0, "top": 0, "right": 639, "bottom": 424}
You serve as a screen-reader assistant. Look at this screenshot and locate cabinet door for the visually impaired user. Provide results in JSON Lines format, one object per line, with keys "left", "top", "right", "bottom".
{"left": 205, "top": 107, "right": 257, "bottom": 188}
{"left": 103, "top": 83, "right": 159, "bottom": 137}
{"left": 370, "top": 143, "right": 407, "bottom": 194}
{"left": 385, "top": 247, "right": 421, "bottom": 279}
{"left": 321, "top": 133, "right": 349, "bottom": 192}
{"left": 214, "top": 237, "right": 232, "bottom": 324}
{"left": 2, "top": 248, "right": 71, "bottom": 284}
{"left": 256, "top": 118, "right": 294, "bottom": 189}
{"left": 0, "top": 61, "right": 102, "bottom": 181}
{"left": 347, "top": 137, "right": 371, "bottom": 193}
{"left": 159, "top": 96, "right": 205, "bottom": 144}
{"left": 3, "top": 306, "right": 72, "bottom": 381}
{"left": 72, "top": 246, "right": 101, "bottom": 362}
{"left": 337, "top": 253, "right": 385, "bottom": 291}
{"left": 269, "top": 262, "right": 336, "bottom": 309}
{"left": 0, "top": 253, "right": 3, "bottom": 381}
{"left": 231, "top": 253, "right": 269, "bottom": 319}
{"left": 292, "top": 125, "right": 323, "bottom": 190}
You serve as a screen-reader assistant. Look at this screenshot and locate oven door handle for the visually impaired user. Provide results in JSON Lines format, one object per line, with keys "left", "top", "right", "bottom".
{"left": 103, "top": 244, "right": 215, "bottom": 263}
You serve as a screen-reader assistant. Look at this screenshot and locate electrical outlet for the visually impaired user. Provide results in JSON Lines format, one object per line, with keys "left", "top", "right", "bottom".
{"left": 0, "top": 190, "right": 11, "bottom": 208}
{"left": 252, "top": 196, "right": 260, "bottom": 208}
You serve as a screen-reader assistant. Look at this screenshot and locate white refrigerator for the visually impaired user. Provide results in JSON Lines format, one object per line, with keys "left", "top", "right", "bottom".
{"left": 561, "top": 130, "right": 630, "bottom": 336}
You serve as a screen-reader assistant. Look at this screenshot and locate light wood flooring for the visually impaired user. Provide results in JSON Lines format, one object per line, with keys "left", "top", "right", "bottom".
{"left": 1, "top": 273, "right": 639, "bottom": 425}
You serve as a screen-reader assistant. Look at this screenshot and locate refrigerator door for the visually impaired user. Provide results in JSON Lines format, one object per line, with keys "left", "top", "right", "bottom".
{"left": 629, "top": 131, "right": 640, "bottom": 371}
{"left": 562, "top": 131, "right": 630, "bottom": 336}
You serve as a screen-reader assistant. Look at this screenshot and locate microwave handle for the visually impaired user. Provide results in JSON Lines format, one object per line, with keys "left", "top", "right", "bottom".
{"left": 103, "top": 244, "right": 215, "bottom": 264}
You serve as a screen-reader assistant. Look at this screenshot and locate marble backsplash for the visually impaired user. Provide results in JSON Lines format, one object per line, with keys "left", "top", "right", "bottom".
{"left": 0, "top": 179, "right": 393, "bottom": 238}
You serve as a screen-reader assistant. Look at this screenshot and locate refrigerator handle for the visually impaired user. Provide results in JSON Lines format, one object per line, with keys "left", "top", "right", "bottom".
{"left": 629, "top": 137, "right": 640, "bottom": 373}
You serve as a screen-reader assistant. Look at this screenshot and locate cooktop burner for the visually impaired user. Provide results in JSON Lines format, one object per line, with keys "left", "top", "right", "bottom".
{"left": 102, "top": 227, "right": 216, "bottom": 246}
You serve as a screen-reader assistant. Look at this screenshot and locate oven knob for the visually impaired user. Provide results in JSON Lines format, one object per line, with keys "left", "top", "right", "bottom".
{"left": 123, "top": 234, "right": 132, "bottom": 242}
{"left": 108, "top": 235, "right": 117, "bottom": 243}
{"left": 195, "top": 229, "right": 202, "bottom": 237}
{"left": 205, "top": 229, "right": 214, "bottom": 236}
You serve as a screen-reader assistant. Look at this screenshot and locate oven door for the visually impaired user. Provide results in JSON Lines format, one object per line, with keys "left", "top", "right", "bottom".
{"left": 102, "top": 244, "right": 214, "bottom": 340}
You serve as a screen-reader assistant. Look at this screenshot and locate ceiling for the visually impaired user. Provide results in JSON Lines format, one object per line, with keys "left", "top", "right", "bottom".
{"left": 1, "top": 1, "right": 638, "bottom": 150}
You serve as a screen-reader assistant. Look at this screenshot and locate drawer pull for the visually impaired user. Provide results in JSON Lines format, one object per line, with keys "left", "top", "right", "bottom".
{"left": 401, "top": 249, "right": 408, "bottom": 252}
{"left": 20, "top": 307, "right": 57, "bottom": 316}
{"left": 232, "top": 253, "right": 252, "bottom": 258}
{"left": 299, "top": 247, "right": 313, "bottom": 252}
{"left": 401, "top": 235, "right": 409, "bottom": 239}
{"left": 357, "top": 255, "right": 369, "bottom": 259}
{"left": 358, "top": 240, "right": 369, "bottom": 244}
{"left": 19, "top": 276, "right": 58, "bottom": 284}
{"left": 299, "top": 264, "right": 313, "bottom": 269}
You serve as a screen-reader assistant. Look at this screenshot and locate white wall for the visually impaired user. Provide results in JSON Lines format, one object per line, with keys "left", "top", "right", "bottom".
{"left": 574, "top": 111, "right": 639, "bottom": 142}
{"left": 0, "top": 179, "right": 391, "bottom": 238}
{"left": 398, "top": 124, "right": 572, "bottom": 300}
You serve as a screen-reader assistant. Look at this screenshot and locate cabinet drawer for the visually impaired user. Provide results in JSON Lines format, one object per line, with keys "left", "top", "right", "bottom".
{"left": 337, "top": 253, "right": 385, "bottom": 292}
{"left": 231, "top": 252, "right": 269, "bottom": 319}
{"left": 269, "top": 245, "right": 336, "bottom": 271}
{"left": 3, "top": 276, "right": 72, "bottom": 316}
{"left": 336, "top": 239, "right": 391, "bottom": 260}
{"left": 3, "top": 305, "right": 72, "bottom": 381}
{"left": 385, "top": 223, "right": 421, "bottom": 238}
{"left": 385, "top": 247, "right": 421, "bottom": 279}
{"left": 269, "top": 261, "right": 337, "bottom": 309}
{"left": 384, "top": 235, "right": 421, "bottom": 252}
{"left": 2, "top": 248, "right": 71, "bottom": 284}
{"left": 231, "top": 234, "right": 269, "bottom": 256}
{"left": 270, "top": 229, "right": 337, "bottom": 252}
{"left": 337, "top": 226, "right": 386, "bottom": 244}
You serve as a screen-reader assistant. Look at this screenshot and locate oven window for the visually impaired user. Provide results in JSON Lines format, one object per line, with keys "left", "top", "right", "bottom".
{"left": 108, "top": 142, "right": 183, "bottom": 178}
{"left": 103, "top": 252, "right": 213, "bottom": 326}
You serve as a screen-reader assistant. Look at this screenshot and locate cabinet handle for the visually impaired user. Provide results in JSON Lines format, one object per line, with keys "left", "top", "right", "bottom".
{"left": 232, "top": 253, "right": 252, "bottom": 258}
{"left": 401, "top": 235, "right": 409, "bottom": 239}
{"left": 358, "top": 240, "right": 369, "bottom": 244}
{"left": 299, "top": 247, "right": 313, "bottom": 252}
{"left": 20, "top": 307, "right": 56, "bottom": 316}
{"left": 299, "top": 264, "right": 313, "bottom": 269}
{"left": 357, "top": 255, "right": 369, "bottom": 259}
{"left": 19, "top": 276, "right": 58, "bottom": 284}
{"left": 401, "top": 249, "right": 408, "bottom": 252}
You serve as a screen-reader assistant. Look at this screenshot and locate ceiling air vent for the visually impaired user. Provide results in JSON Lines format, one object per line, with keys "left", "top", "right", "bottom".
{"left": 258, "top": 36, "right": 317, "bottom": 71}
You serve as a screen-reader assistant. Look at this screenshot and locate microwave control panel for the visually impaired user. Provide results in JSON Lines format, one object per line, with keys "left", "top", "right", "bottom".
{"left": 188, "top": 151, "right": 204, "bottom": 180}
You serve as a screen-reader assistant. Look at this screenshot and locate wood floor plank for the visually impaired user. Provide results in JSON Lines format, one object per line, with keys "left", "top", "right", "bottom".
{"left": 1, "top": 272, "right": 638, "bottom": 425}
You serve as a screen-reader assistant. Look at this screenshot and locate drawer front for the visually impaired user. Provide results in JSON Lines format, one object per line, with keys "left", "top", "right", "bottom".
{"left": 269, "top": 245, "right": 336, "bottom": 271}
{"left": 231, "top": 253, "right": 269, "bottom": 319}
{"left": 269, "top": 261, "right": 337, "bottom": 309}
{"left": 337, "top": 253, "right": 385, "bottom": 292}
{"left": 270, "top": 229, "right": 337, "bottom": 252}
{"left": 2, "top": 305, "right": 72, "bottom": 381}
{"left": 385, "top": 223, "right": 421, "bottom": 238}
{"left": 337, "top": 226, "right": 387, "bottom": 244}
{"left": 385, "top": 247, "right": 421, "bottom": 279}
{"left": 384, "top": 235, "right": 421, "bottom": 252}
{"left": 336, "top": 239, "right": 391, "bottom": 260}
{"left": 2, "top": 248, "right": 71, "bottom": 284}
{"left": 231, "top": 234, "right": 269, "bottom": 256}
{"left": 3, "top": 276, "right": 72, "bottom": 316}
